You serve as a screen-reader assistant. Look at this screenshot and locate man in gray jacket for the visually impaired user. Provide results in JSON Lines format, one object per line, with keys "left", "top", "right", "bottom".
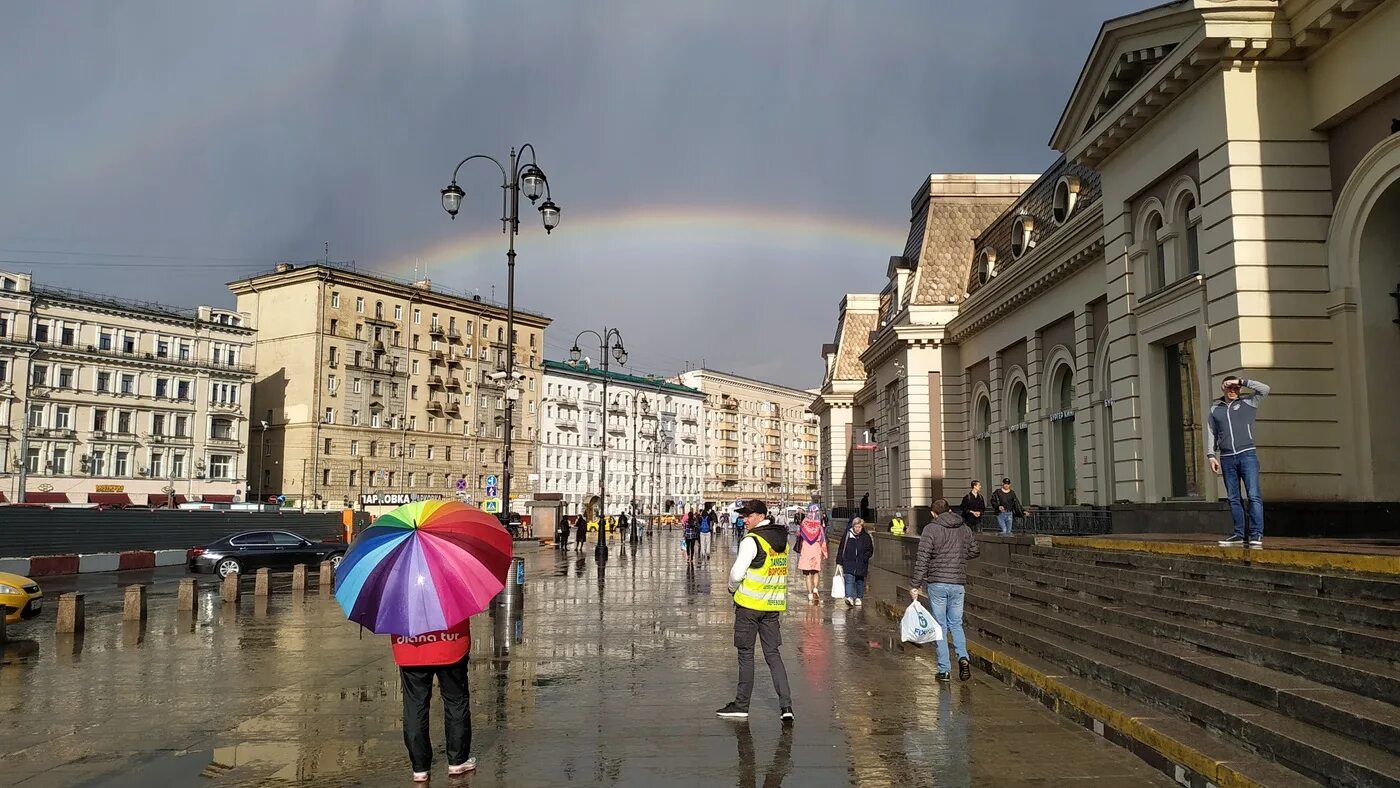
{"left": 910, "top": 499, "right": 981, "bottom": 682}
{"left": 1206, "top": 376, "right": 1270, "bottom": 548}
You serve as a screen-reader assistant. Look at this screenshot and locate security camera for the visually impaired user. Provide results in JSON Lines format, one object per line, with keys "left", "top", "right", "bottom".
{"left": 487, "top": 371, "right": 508, "bottom": 382}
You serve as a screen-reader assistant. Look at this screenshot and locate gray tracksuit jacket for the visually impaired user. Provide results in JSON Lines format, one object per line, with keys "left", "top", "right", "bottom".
{"left": 1205, "top": 378, "right": 1270, "bottom": 459}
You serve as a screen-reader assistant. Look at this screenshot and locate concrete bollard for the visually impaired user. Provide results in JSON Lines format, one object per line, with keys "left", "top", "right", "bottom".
{"left": 122, "top": 585, "right": 147, "bottom": 622}
{"left": 255, "top": 568, "right": 270, "bottom": 597}
{"left": 221, "top": 572, "right": 241, "bottom": 604}
{"left": 177, "top": 578, "right": 197, "bottom": 614}
{"left": 319, "top": 561, "right": 333, "bottom": 591}
{"left": 292, "top": 564, "right": 307, "bottom": 592}
{"left": 57, "top": 592, "right": 85, "bottom": 634}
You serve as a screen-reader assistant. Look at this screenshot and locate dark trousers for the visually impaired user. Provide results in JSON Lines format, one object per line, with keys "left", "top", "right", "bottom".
{"left": 400, "top": 655, "right": 471, "bottom": 773}
{"left": 733, "top": 606, "right": 791, "bottom": 710}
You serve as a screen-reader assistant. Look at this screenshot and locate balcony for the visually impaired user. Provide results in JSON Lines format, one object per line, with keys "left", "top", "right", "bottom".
{"left": 717, "top": 472, "right": 738, "bottom": 483}
{"left": 31, "top": 339, "right": 254, "bottom": 374}
{"left": 426, "top": 399, "right": 444, "bottom": 413}
{"left": 428, "top": 375, "right": 444, "bottom": 388}
{"left": 210, "top": 400, "right": 243, "bottom": 413}
{"left": 43, "top": 428, "right": 76, "bottom": 440}
{"left": 447, "top": 328, "right": 461, "bottom": 341}
{"left": 681, "top": 413, "right": 698, "bottom": 425}
{"left": 445, "top": 377, "right": 462, "bottom": 390}
{"left": 445, "top": 399, "right": 461, "bottom": 414}
{"left": 607, "top": 422, "right": 626, "bottom": 435}
{"left": 556, "top": 416, "right": 578, "bottom": 429}
{"left": 608, "top": 402, "right": 627, "bottom": 416}
{"left": 447, "top": 352, "right": 463, "bottom": 367}
{"left": 207, "top": 434, "right": 241, "bottom": 446}
{"left": 721, "top": 398, "right": 738, "bottom": 411}
{"left": 429, "top": 350, "right": 445, "bottom": 364}
{"left": 365, "top": 314, "right": 397, "bottom": 327}
{"left": 372, "top": 340, "right": 386, "bottom": 353}
{"left": 429, "top": 323, "right": 446, "bottom": 338}
{"left": 556, "top": 394, "right": 578, "bottom": 408}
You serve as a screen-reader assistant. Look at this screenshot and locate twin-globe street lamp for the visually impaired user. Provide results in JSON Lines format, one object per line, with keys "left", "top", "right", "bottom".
{"left": 441, "top": 146, "right": 560, "bottom": 524}
{"left": 570, "top": 329, "right": 627, "bottom": 560}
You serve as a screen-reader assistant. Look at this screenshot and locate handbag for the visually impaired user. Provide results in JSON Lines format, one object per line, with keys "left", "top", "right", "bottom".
{"left": 830, "top": 572, "right": 845, "bottom": 599}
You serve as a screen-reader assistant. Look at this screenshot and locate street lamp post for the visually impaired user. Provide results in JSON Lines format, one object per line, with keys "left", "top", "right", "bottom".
{"left": 441, "top": 146, "right": 560, "bottom": 525}
{"left": 569, "top": 329, "right": 628, "bottom": 560}
{"left": 257, "top": 419, "right": 268, "bottom": 505}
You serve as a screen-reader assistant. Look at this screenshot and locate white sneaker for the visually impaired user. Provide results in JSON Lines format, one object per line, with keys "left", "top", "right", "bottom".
{"left": 412, "top": 772, "right": 430, "bottom": 783}
{"left": 1248, "top": 539, "right": 1264, "bottom": 550}
{"left": 448, "top": 758, "right": 477, "bottom": 775}
{"left": 854, "top": 598, "right": 863, "bottom": 606}
{"left": 845, "top": 598, "right": 853, "bottom": 607}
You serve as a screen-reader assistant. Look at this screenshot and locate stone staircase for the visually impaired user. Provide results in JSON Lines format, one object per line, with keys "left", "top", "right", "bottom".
{"left": 965, "top": 543, "right": 1400, "bottom": 788}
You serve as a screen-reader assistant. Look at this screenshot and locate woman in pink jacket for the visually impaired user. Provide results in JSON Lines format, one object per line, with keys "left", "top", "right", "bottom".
{"left": 793, "top": 514, "right": 828, "bottom": 603}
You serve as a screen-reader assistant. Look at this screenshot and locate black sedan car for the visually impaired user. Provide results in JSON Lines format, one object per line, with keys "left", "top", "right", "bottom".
{"left": 187, "top": 530, "right": 346, "bottom": 578}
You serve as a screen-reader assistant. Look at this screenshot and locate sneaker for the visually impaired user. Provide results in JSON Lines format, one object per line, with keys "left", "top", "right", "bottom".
{"left": 854, "top": 598, "right": 863, "bottom": 607}
{"left": 845, "top": 598, "right": 854, "bottom": 608}
{"left": 1248, "top": 539, "right": 1264, "bottom": 550}
{"left": 1218, "top": 536, "right": 1246, "bottom": 547}
{"left": 412, "top": 772, "right": 430, "bottom": 783}
{"left": 448, "top": 758, "right": 477, "bottom": 775}
{"left": 780, "top": 707, "right": 794, "bottom": 722}
{"left": 716, "top": 702, "right": 749, "bottom": 718}
{"left": 936, "top": 672, "right": 951, "bottom": 683}
{"left": 959, "top": 658, "right": 971, "bottom": 681}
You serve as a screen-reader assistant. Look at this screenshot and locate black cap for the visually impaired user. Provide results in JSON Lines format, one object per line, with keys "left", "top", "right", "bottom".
{"left": 734, "top": 499, "right": 768, "bottom": 516}
{"left": 1002, "top": 477, "right": 1012, "bottom": 485}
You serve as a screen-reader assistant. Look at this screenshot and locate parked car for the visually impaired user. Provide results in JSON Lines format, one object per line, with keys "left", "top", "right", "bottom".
{"left": 187, "top": 530, "right": 346, "bottom": 578}
{"left": 0, "top": 571, "right": 43, "bottom": 624}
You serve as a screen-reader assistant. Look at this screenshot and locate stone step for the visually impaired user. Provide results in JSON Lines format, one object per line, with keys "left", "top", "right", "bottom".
{"left": 968, "top": 570, "right": 1400, "bottom": 706}
{"left": 1011, "top": 553, "right": 1400, "bottom": 630}
{"left": 966, "top": 604, "right": 1400, "bottom": 787}
{"left": 967, "top": 576, "right": 1400, "bottom": 758}
{"left": 964, "top": 629, "right": 1320, "bottom": 788}
{"left": 998, "top": 561, "right": 1400, "bottom": 660}
{"left": 1032, "top": 545, "right": 1400, "bottom": 604}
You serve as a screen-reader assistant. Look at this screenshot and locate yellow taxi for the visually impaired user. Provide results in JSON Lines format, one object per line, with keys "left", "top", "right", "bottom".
{"left": 0, "top": 571, "right": 43, "bottom": 625}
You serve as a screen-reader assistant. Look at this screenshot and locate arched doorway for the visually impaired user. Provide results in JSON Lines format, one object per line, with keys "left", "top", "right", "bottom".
{"left": 1328, "top": 134, "right": 1400, "bottom": 499}
{"left": 1007, "top": 383, "right": 1030, "bottom": 492}
{"left": 974, "top": 396, "right": 993, "bottom": 489}
{"left": 1050, "top": 364, "right": 1077, "bottom": 504}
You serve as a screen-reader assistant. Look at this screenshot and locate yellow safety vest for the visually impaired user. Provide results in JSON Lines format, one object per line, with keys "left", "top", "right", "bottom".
{"left": 890, "top": 517, "right": 906, "bottom": 536}
{"left": 733, "top": 533, "right": 788, "bottom": 612}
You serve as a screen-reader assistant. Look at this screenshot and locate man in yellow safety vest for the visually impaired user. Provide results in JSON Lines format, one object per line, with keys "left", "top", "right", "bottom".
{"left": 717, "top": 499, "right": 794, "bottom": 722}
{"left": 890, "top": 512, "right": 906, "bottom": 536}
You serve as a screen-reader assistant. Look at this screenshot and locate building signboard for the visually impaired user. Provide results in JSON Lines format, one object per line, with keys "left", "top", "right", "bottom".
{"left": 358, "top": 492, "right": 445, "bottom": 506}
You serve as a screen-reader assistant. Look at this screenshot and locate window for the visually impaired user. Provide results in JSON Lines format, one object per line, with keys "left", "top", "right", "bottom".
{"left": 157, "top": 339, "right": 170, "bottom": 358}
{"left": 122, "top": 334, "right": 135, "bottom": 354}
{"left": 175, "top": 415, "right": 189, "bottom": 437}
{"left": 1178, "top": 194, "right": 1200, "bottom": 275}
{"left": 172, "top": 453, "right": 186, "bottom": 477}
{"left": 355, "top": 324, "right": 363, "bottom": 340}
{"left": 411, "top": 359, "right": 420, "bottom": 375}
{"left": 1146, "top": 211, "right": 1166, "bottom": 290}
{"left": 34, "top": 323, "right": 49, "bottom": 343}
{"left": 371, "top": 412, "right": 381, "bottom": 428}
{"left": 352, "top": 378, "right": 362, "bottom": 394}
{"left": 328, "top": 346, "right": 339, "bottom": 366}
{"left": 210, "top": 454, "right": 231, "bottom": 479}
{"left": 375, "top": 301, "right": 384, "bottom": 319}
{"left": 114, "top": 450, "right": 129, "bottom": 477}
{"left": 120, "top": 374, "right": 135, "bottom": 395}
{"left": 55, "top": 406, "right": 72, "bottom": 428}
{"left": 355, "top": 296, "right": 365, "bottom": 313}
{"left": 1164, "top": 337, "right": 1205, "bottom": 498}
{"left": 324, "top": 438, "right": 333, "bottom": 455}
{"left": 31, "top": 364, "right": 48, "bottom": 387}
{"left": 1010, "top": 213, "right": 1035, "bottom": 259}
{"left": 324, "top": 407, "right": 335, "bottom": 424}
{"left": 26, "top": 447, "right": 40, "bottom": 474}
{"left": 372, "top": 380, "right": 382, "bottom": 397}
{"left": 58, "top": 367, "right": 75, "bottom": 389}
{"left": 60, "top": 326, "right": 75, "bottom": 346}
{"left": 93, "top": 409, "right": 108, "bottom": 431}
{"left": 95, "top": 371, "right": 110, "bottom": 392}
{"left": 351, "top": 440, "right": 360, "bottom": 456}
{"left": 155, "top": 379, "right": 169, "bottom": 399}
{"left": 52, "top": 447, "right": 69, "bottom": 475}
{"left": 151, "top": 452, "right": 164, "bottom": 478}
{"left": 351, "top": 409, "right": 361, "bottom": 426}
{"left": 116, "top": 410, "right": 131, "bottom": 434}
{"left": 327, "top": 374, "right": 338, "bottom": 393}
{"left": 369, "top": 441, "right": 378, "bottom": 458}
{"left": 1052, "top": 175, "right": 1080, "bottom": 225}
{"left": 976, "top": 248, "right": 997, "bottom": 285}
{"left": 331, "top": 291, "right": 340, "bottom": 308}
{"left": 330, "top": 318, "right": 339, "bottom": 335}
{"left": 211, "top": 418, "right": 234, "bottom": 440}
{"left": 413, "top": 308, "right": 422, "bottom": 324}
{"left": 348, "top": 469, "right": 358, "bottom": 487}
{"left": 1007, "top": 383, "right": 1030, "bottom": 491}
{"left": 323, "top": 469, "right": 333, "bottom": 487}
{"left": 428, "top": 446, "right": 436, "bottom": 461}
{"left": 177, "top": 380, "right": 190, "bottom": 401}
{"left": 1050, "top": 364, "right": 1077, "bottom": 505}
{"left": 411, "top": 385, "right": 419, "bottom": 400}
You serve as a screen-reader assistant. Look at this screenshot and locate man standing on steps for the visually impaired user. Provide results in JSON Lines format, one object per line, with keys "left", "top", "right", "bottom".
{"left": 717, "top": 499, "right": 794, "bottom": 723}
{"left": 990, "top": 478, "right": 1023, "bottom": 536}
{"left": 1207, "top": 376, "right": 1270, "bottom": 549}
{"left": 910, "top": 498, "right": 980, "bottom": 683}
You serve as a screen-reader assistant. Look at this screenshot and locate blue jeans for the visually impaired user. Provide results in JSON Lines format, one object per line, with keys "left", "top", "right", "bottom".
{"left": 997, "top": 511, "right": 1014, "bottom": 535}
{"left": 1221, "top": 452, "right": 1264, "bottom": 540}
{"left": 844, "top": 573, "right": 865, "bottom": 600}
{"left": 924, "top": 583, "right": 968, "bottom": 674}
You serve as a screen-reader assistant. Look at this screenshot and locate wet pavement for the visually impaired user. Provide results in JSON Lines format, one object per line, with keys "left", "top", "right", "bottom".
{"left": 0, "top": 534, "right": 1173, "bottom": 787}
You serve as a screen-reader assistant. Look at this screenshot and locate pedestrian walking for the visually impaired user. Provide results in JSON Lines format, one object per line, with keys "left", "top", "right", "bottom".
{"left": 793, "top": 512, "right": 827, "bottom": 603}
{"left": 990, "top": 478, "right": 1024, "bottom": 536}
{"left": 393, "top": 620, "right": 476, "bottom": 781}
{"left": 717, "top": 499, "right": 794, "bottom": 722}
{"left": 575, "top": 515, "right": 589, "bottom": 553}
{"left": 683, "top": 512, "right": 700, "bottom": 565}
{"left": 618, "top": 511, "right": 630, "bottom": 542}
{"left": 960, "top": 481, "right": 987, "bottom": 530}
{"left": 910, "top": 498, "right": 981, "bottom": 683}
{"left": 555, "top": 516, "right": 570, "bottom": 549}
{"left": 699, "top": 510, "right": 713, "bottom": 558}
{"left": 837, "top": 517, "right": 874, "bottom": 607}
{"left": 1208, "top": 376, "right": 1270, "bottom": 548}
{"left": 733, "top": 510, "right": 745, "bottom": 547}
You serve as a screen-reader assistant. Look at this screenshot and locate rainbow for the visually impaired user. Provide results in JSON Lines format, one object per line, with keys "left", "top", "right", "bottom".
{"left": 383, "top": 204, "right": 907, "bottom": 280}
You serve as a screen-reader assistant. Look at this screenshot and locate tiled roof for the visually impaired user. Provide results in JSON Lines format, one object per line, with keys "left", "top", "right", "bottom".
{"left": 833, "top": 309, "right": 877, "bottom": 380}
{"left": 913, "top": 200, "right": 1022, "bottom": 306}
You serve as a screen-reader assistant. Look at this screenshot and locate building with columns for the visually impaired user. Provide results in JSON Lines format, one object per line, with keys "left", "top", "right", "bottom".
{"left": 818, "top": 0, "right": 1400, "bottom": 534}
{"left": 539, "top": 360, "right": 704, "bottom": 515}
{"left": 676, "top": 369, "right": 819, "bottom": 511}
{"left": 0, "top": 271, "right": 255, "bottom": 505}
{"left": 228, "top": 262, "right": 549, "bottom": 512}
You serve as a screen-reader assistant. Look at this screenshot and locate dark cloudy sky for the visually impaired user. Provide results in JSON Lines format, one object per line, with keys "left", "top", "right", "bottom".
{"left": 1, "top": 0, "right": 1145, "bottom": 387}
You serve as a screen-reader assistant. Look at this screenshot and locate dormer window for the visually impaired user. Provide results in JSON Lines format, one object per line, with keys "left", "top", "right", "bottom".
{"left": 1010, "top": 213, "right": 1036, "bottom": 259}
{"left": 976, "top": 248, "right": 998, "bottom": 285}
{"left": 1053, "top": 176, "right": 1081, "bottom": 224}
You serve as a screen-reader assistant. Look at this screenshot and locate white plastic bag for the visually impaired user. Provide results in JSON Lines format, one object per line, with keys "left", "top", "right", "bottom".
{"left": 900, "top": 600, "right": 943, "bottom": 644}
{"left": 830, "top": 572, "right": 845, "bottom": 599}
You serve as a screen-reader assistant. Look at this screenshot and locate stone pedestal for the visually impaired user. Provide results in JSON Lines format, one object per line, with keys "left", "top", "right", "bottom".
{"left": 177, "top": 579, "right": 197, "bottom": 613}
{"left": 122, "top": 585, "right": 147, "bottom": 622}
{"left": 255, "top": 568, "right": 270, "bottom": 597}
{"left": 319, "top": 561, "right": 333, "bottom": 592}
{"left": 57, "top": 592, "right": 85, "bottom": 634}
{"left": 292, "top": 564, "right": 307, "bottom": 592}
{"left": 221, "top": 573, "right": 241, "bottom": 604}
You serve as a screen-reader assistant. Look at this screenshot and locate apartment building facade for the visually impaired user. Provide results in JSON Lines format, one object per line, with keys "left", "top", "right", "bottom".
{"left": 0, "top": 271, "right": 255, "bottom": 505}
{"left": 540, "top": 360, "right": 705, "bottom": 515}
{"left": 228, "top": 262, "right": 550, "bottom": 512}
{"left": 676, "top": 369, "right": 818, "bottom": 510}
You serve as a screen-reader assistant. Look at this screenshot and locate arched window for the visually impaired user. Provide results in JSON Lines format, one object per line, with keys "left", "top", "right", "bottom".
{"left": 1178, "top": 194, "right": 1200, "bottom": 275}
{"left": 1146, "top": 212, "right": 1166, "bottom": 290}
{"left": 976, "top": 249, "right": 998, "bottom": 285}
{"left": 974, "top": 395, "right": 993, "bottom": 491}
{"left": 1052, "top": 176, "right": 1080, "bottom": 225}
{"left": 375, "top": 301, "right": 384, "bottom": 319}
{"left": 1050, "top": 364, "right": 1077, "bottom": 504}
{"left": 1007, "top": 383, "right": 1029, "bottom": 491}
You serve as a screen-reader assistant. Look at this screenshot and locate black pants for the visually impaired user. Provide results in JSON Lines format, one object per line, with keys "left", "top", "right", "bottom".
{"left": 733, "top": 606, "right": 791, "bottom": 710}
{"left": 686, "top": 537, "right": 699, "bottom": 559}
{"left": 400, "top": 655, "right": 471, "bottom": 773}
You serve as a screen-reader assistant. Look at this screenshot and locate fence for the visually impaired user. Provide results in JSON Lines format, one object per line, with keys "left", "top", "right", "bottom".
{"left": 0, "top": 509, "right": 349, "bottom": 557}
{"left": 1018, "top": 506, "right": 1112, "bottom": 535}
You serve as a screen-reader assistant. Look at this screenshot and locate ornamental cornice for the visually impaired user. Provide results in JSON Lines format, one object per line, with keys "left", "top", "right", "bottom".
{"left": 948, "top": 235, "right": 1105, "bottom": 344}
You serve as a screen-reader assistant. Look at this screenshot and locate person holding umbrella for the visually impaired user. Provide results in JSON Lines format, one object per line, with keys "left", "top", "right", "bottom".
{"left": 335, "top": 500, "right": 514, "bottom": 783}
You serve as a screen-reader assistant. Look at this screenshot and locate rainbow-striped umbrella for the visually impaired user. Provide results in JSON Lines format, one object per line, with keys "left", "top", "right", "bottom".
{"left": 334, "top": 500, "right": 513, "bottom": 636}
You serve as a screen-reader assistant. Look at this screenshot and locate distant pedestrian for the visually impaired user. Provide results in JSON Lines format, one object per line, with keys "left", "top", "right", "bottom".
{"left": 990, "top": 478, "right": 1023, "bottom": 536}
{"left": 837, "top": 517, "right": 874, "bottom": 607}
{"left": 910, "top": 498, "right": 981, "bottom": 683}
{"left": 393, "top": 621, "right": 476, "bottom": 781}
{"left": 717, "top": 499, "right": 794, "bottom": 722}
{"left": 889, "top": 511, "right": 906, "bottom": 536}
{"left": 555, "top": 516, "right": 570, "bottom": 549}
{"left": 575, "top": 515, "right": 588, "bottom": 553}
{"left": 619, "top": 511, "right": 631, "bottom": 542}
{"left": 961, "top": 481, "right": 986, "bottom": 530}
{"left": 1208, "top": 376, "right": 1270, "bottom": 549}
{"left": 793, "top": 513, "right": 827, "bottom": 603}
{"left": 683, "top": 512, "right": 700, "bottom": 564}
{"left": 699, "top": 510, "right": 713, "bottom": 557}
{"left": 733, "top": 511, "right": 745, "bottom": 547}
{"left": 859, "top": 493, "right": 872, "bottom": 521}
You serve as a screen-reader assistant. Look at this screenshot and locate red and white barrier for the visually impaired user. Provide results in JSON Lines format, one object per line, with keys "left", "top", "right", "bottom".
{"left": 0, "top": 549, "right": 180, "bottom": 578}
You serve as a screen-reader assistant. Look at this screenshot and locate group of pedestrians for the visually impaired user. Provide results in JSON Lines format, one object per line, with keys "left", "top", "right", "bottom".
{"left": 681, "top": 507, "right": 720, "bottom": 564}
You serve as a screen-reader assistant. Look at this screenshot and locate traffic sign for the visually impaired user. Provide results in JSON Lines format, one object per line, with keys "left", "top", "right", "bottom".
{"left": 483, "top": 497, "right": 502, "bottom": 514}
{"left": 456, "top": 478, "right": 466, "bottom": 491}
{"left": 486, "top": 485, "right": 498, "bottom": 498}
{"left": 486, "top": 474, "right": 499, "bottom": 488}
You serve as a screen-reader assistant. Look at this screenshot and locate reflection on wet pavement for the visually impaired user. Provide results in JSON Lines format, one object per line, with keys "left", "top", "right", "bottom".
{"left": 0, "top": 535, "right": 1173, "bottom": 786}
